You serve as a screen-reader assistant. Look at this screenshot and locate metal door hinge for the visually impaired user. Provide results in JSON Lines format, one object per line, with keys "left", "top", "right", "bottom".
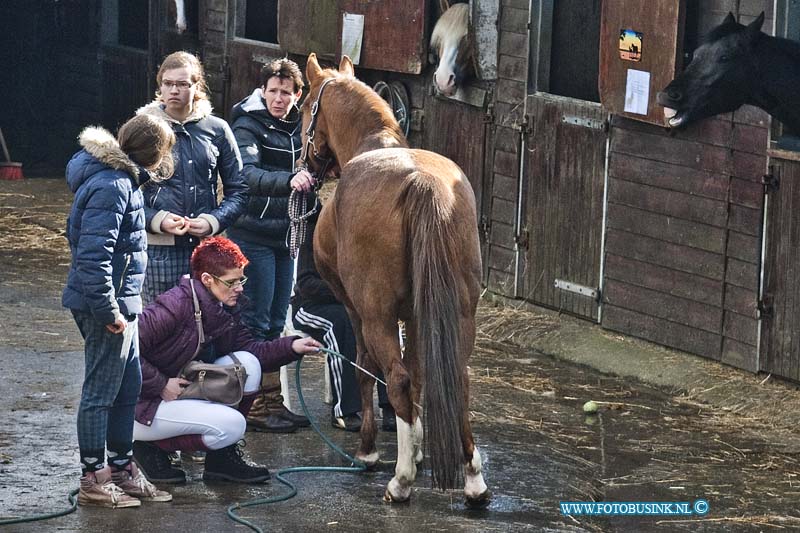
{"left": 762, "top": 172, "right": 779, "bottom": 193}
{"left": 554, "top": 279, "right": 601, "bottom": 302}
{"left": 479, "top": 215, "right": 491, "bottom": 243}
{"left": 561, "top": 114, "right": 607, "bottom": 131}
{"left": 515, "top": 227, "right": 529, "bottom": 249}
{"left": 520, "top": 115, "right": 533, "bottom": 136}
{"left": 483, "top": 102, "right": 495, "bottom": 124}
{"left": 758, "top": 297, "right": 774, "bottom": 319}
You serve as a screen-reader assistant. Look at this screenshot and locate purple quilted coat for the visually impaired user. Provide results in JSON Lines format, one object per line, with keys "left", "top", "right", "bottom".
{"left": 135, "top": 276, "right": 299, "bottom": 425}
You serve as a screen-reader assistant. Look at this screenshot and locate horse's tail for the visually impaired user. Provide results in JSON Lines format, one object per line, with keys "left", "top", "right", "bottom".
{"left": 401, "top": 174, "right": 467, "bottom": 490}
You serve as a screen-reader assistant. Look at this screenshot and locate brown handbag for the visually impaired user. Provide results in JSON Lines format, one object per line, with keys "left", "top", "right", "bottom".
{"left": 177, "top": 280, "right": 248, "bottom": 407}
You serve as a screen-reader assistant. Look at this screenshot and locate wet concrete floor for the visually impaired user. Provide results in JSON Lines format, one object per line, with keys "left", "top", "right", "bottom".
{"left": 2, "top": 179, "right": 799, "bottom": 531}
{"left": 3, "top": 335, "right": 799, "bottom": 532}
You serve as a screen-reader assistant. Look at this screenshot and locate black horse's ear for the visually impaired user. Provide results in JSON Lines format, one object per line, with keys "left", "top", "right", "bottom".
{"left": 723, "top": 12, "right": 736, "bottom": 25}
{"left": 745, "top": 12, "right": 765, "bottom": 41}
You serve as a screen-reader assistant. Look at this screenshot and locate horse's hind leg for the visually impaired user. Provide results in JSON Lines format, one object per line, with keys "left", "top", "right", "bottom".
{"left": 386, "top": 360, "right": 417, "bottom": 503}
{"left": 463, "top": 439, "right": 490, "bottom": 509}
{"left": 460, "top": 318, "right": 490, "bottom": 509}
{"left": 361, "top": 319, "right": 416, "bottom": 503}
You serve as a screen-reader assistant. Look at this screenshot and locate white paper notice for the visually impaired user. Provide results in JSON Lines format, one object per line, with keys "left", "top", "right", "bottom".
{"left": 624, "top": 69, "right": 650, "bottom": 115}
{"left": 341, "top": 13, "right": 365, "bottom": 65}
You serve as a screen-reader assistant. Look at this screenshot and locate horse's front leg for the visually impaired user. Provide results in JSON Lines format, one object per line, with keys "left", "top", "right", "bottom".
{"left": 403, "top": 320, "right": 423, "bottom": 465}
{"left": 354, "top": 352, "right": 379, "bottom": 468}
{"left": 361, "top": 319, "right": 416, "bottom": 503}
{"left": 349, "top": 312, "right": 380, "bottom": 467}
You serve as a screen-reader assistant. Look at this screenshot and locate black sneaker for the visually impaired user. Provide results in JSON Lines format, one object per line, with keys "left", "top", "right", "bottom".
{"left": 203, "top": 441, "right": 270, "bottom": 483}
{"left": 246, "top": 413, "right": 297, "bottom": 433}
{"left": 132, "top": 441, "right": 187, "bottom": 484}
{"left": 332, "top": 413, "right": 362, "bottom": 432}
{"left": 273, "top": 405, "right": 311, "bottom": 428}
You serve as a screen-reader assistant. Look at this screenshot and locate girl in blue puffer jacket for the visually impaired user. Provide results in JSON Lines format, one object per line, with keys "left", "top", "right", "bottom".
{"left": 62, "top": 114, "right": 175, "bottom": 509}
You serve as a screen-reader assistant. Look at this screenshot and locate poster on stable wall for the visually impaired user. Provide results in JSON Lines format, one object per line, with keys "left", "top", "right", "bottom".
{"left": 624, "top": 68, "right": 650, "bottom": 115}
{"left": 619, "top": 29, "right": 643, "bottom": 61}
{"left": 598, "top": 0, "right": 685, "bottom": 126}
{"left": 341, "top": 13, "right": 364, "bottom": 65}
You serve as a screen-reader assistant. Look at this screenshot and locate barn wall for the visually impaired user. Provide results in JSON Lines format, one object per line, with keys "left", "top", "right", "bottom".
{"left": 484, "top": 0, "right": 529, "bottom": 297}
{"left": 600, "top": 2, "right": 773, "bottom": 370}
{"left": 185, "top": 0, "right": 786, "bottom": 377}
{"left": 199, "top": 0, "right": 229, "bottom": 113}
{"left": 0, "top": 0, "right": 103, "bottom": 170}
{"left": 602, "top": 109, "right": 768, "bottom": 368}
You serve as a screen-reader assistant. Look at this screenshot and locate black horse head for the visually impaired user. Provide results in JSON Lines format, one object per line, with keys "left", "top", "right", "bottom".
{"left": 657, "top": 12, "right": 766, "bottom": 128}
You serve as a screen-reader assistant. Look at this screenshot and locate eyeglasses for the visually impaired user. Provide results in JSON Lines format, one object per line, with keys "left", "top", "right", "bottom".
{"left": 211, "top": 274, "right": 248, "bottom": 288}
{"left": 161, "top": 80, "right": 194, "bottom": 91}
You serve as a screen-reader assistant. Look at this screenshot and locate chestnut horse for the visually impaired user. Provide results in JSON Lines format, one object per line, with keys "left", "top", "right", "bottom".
{"left": 302, "top": 53, "right": 489, "bottom": 507}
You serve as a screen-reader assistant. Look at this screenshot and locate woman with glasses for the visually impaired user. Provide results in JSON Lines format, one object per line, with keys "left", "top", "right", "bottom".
{"left": 136, "top": 51, "right": 248, "bottom": 304}
{"left": 131, "top": 237, "right": 322, "bottom": 484}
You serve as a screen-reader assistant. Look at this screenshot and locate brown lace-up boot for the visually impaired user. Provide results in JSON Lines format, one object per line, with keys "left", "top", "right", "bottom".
{"left": 245, "top": 372, "right": 297, "bottom": 433}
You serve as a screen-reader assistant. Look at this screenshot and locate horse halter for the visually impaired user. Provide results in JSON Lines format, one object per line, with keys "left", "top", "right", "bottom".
{"left": 295, "top": 76, "right": 337, "bottom": 176}
{"left": 288, "top": 77, "right": 337, "bottom": 260}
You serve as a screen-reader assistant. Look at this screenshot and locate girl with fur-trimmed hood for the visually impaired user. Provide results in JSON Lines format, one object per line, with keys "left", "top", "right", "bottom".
{"left": 62, "top": 114, "right": 175, "bottom": 509}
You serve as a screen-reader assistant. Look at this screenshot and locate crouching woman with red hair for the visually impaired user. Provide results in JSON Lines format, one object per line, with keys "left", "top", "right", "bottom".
{"left": 132, "top": 237, "right": 321, "bottom": 484}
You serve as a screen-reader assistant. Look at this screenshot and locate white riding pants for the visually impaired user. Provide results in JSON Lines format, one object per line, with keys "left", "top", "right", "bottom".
{"left": 133, "top": 351, "right": 261, "bottom": 450}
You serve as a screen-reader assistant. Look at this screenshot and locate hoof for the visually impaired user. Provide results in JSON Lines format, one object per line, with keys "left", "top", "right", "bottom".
{"left": 356, "top": 451, "right": 380, "bottom": 470}
{"left": 383, "top": 487, "right": 412, "bottom": 504}
{"left": 465, "top": 489, "right": 491, "bottom": 510}
{"left": 384, "top": 478, "right": 412, "bottom": 503}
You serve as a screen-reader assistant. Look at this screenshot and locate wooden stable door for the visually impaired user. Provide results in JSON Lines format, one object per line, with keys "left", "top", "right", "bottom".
{"left": 101, "top": 47, "right": 151, "bottom": 132}
{"left": 520, "top": 94, "right": 607, "bottom": 320}
{"left": 423, "top": 96, "right": 491, "bottom": 264}
{"left": 761, "top": 155, "right": 800, "bottom": 381}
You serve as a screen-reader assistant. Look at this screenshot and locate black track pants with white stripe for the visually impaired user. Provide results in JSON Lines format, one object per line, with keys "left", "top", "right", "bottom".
{"left": 292, "top": 302, "right": 389, "bottom": 418}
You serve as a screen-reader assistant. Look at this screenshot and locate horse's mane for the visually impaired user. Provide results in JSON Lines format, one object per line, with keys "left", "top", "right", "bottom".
{"left": 320, "top": 70, "right": 405, "bottom": 144}
{"left": 772, "top": 35, "right": 800, "bottom": 61}
{"left": 703, "top": 18, "right": 800, "bottom": 62}
{"left": 430, "top": 3, "right": 469, "bottom": 54}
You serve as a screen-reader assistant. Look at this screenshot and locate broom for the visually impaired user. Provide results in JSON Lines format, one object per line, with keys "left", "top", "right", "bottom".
{"left": 0, "top": 127, "right": 24, "bottom": 180}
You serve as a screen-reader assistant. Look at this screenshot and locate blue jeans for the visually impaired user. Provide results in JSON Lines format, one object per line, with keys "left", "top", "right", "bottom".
{"left": 72, "top": 311, "right": 141, "bottom": 464}
{"left": 232, "top": 239, "right": 294, "bottom": 341}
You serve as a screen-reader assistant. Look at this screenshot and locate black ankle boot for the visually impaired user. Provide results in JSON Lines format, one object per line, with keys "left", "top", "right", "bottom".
{"left": 203, "top": 441, "right": 270, "bottom": 483}
{"left": 132, "top": 441, "right": 186, "bottom": 484}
